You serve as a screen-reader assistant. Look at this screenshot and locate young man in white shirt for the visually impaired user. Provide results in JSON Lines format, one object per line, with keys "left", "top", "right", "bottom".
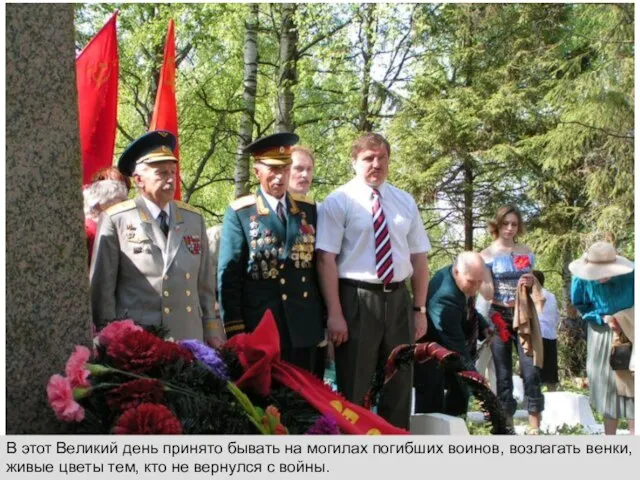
{"left": 533, "top": 270, "right": 560, "bottom": 391}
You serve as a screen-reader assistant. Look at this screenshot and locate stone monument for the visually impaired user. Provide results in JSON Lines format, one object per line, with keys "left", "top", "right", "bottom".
{"left": 6, "top": 3, "right": 93, "bottom": 433}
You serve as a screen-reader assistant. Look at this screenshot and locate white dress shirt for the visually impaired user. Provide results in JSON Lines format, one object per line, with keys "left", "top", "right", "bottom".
{"left": 262, "top": 190, "right": 287, "bottom": 218}
{"left": 317, "top": 178, "right": 431, "bottom": 283}
{"left": 538, "top": 288, "right": 560, "bottom": 340}
{"left": 142, "top": 196, "right": 171, "bottom": 222}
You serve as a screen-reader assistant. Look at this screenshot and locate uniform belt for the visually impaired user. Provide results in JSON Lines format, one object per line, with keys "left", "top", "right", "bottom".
{"left": 340, "top": 278, "right": 405, "bottom": 293}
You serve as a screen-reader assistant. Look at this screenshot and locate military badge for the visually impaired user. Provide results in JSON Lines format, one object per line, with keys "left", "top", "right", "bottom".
{"left": 269, "top": 267, "right": 279, "bottom": 278}
{"left": 300, "top": 219, "right": 315, "bottom": 235}
{"left": 250, "top": 240, "right": 257, "bottom": 249}
{"left": 264, "top": 250, "right": 271, "bottom": 259}
{"left": 184, "top": 235, "right": 201, "bottom": 255}
{"left": 251, "top": 273, "right": 259, "bottom": 280}
{"left": 257, "top": 238, "right": 264, "bottom": 248}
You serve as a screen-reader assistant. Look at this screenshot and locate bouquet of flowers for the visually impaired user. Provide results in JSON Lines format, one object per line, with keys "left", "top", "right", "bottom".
{"left": 47, "top": 312, "right": 403, "bottom": 435}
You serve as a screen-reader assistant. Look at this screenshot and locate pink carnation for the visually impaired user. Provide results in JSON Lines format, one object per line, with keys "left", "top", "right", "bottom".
{"left": 65, "top": 346, "right": 91, "bottom": 388}
{"left": 47, "top": 375, "right": 85, "bottom": 422}
{"left": 97, "top": 320, "right": 143, "bottom": 347}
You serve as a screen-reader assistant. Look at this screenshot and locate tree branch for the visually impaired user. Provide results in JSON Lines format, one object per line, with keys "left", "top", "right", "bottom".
{"left": 560, "top": 120, "right": 633, "bottom": 140}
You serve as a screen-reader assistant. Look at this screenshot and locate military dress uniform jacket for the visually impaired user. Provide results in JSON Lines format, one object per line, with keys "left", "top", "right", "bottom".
{"left": 218, "top": 189, "right": 324, "bottom": 350}
{"left": 90, "top": 196, "right": 220, "bottom": 342}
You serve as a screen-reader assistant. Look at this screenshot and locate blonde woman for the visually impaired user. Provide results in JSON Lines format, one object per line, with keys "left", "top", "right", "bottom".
{"left": 480, "top": 205, "right": 544, "bottom": 433}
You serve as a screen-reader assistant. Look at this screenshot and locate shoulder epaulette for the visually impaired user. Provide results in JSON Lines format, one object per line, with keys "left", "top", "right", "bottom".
{"left": 231, "top": 195, "right": 256, "bottom": 211}
{"left": 105, "top": 199, "right": 136, "bottom": 215}
{"left": 289, "top": 192, "right": 315, "bottom": 205}
{"left": 175, "top": 200, "right": 201, "bottom": 215}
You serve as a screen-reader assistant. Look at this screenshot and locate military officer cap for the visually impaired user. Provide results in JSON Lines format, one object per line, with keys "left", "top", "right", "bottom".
{"left": 118, "top": 130, "right": 178, "bottom": 177}
{"left": 244, "top": 132, "right": 299, "bottom": 166}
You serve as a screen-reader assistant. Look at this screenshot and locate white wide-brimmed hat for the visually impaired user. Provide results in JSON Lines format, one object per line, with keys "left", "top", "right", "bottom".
{"left": 569, "top": 241, "right": 634, "bottom": 281}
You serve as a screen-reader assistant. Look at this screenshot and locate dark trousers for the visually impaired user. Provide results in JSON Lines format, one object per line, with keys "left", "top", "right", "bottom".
{"left": 489, "top": 305, "right": 544, "bottom": 416}
{"left": 414, "top": 360, "right": 470, "bottom": 416}
{"left": 313, "top": 345, "right": 327, "bottom": 380}
{"left": 335, "top": 281, "right": 413, "bottom": 430}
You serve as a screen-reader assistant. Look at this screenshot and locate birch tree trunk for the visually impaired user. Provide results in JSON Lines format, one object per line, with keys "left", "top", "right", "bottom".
{"left": 358, "top": 4, "right": 376, "bottom": 132}
{"left": 234, "top": 4, "right": 259, "bottom": 198}
{"left": 276, "top": 3, "right": 297, "bottom": 133}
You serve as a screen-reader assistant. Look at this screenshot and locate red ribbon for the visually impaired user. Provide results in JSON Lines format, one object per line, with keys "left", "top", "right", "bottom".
{"left": 226, "top": 310, "right": 408, "bottom": 435}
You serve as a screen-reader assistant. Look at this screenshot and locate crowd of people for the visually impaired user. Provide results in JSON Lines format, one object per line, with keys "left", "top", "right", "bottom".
{"left": 85, "top": 129, "right": 634, "bottom": 434}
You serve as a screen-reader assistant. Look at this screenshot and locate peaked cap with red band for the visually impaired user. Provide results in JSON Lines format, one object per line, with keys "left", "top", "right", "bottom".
{"left": 244, "top": 132, "right": 299, "bottom": 166}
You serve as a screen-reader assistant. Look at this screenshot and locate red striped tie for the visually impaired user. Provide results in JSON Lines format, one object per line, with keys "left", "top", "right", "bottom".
{"left": 372, "top": 188, "right": 394, "bottom": 285}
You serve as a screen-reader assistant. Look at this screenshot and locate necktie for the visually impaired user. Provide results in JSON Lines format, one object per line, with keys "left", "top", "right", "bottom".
{"left": 158, "top": 210, "right": 169, "bottom": 237}
{"left": 277, "top": 201, "right": 287, "bottom": 226}
{"left": 372, "top": 188, "right": 394, "bottom": 285}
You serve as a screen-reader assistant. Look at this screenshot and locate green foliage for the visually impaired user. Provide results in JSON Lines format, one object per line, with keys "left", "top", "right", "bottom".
{"left": 76, "top": 3, "right": 633, "bottom": 307}
{"left": 557, "top": 320, "right": 587, "bottom": 379}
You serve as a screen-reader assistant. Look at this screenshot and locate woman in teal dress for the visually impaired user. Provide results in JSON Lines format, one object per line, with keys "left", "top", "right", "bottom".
{"left": 570, "top": 241, "right": 634, "bottom": 435}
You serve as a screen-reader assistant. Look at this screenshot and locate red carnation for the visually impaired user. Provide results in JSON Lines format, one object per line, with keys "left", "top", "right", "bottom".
{"left": 112, "top": 404, "right": 182, "bottom": 435}
{"left": 491, "top": 312, "right": 511, "bottom": 343}
{"left": 106, "top": 379, "right": 165, "bottom": 412}
{"left": 513, "top": 255, "right": 531, "bottom": 271}
{"left": 106, "top": 330, "right": 165, "bottom": 373}
{"left": 157, "top": 341, "right": 195, "bottom": 365}
{"left": 107, "top": 330, "right": 194, "bottom": 373}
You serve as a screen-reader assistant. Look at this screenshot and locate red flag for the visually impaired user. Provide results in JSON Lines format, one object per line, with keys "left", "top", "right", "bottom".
{"left": 76, "top": 12, "right": 119, "bottom": 186}
{"left": 150, "top": 19, "right": 181, "bottom": 200}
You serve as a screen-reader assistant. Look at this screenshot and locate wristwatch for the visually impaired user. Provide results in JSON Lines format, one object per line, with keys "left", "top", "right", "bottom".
{"left": 413, "top": 306, "right": 426, "bottom": 314}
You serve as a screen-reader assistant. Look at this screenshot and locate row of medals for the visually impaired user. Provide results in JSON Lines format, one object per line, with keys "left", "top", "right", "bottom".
{"left": 248, "top": 222, "right": 315, "bottom": 280}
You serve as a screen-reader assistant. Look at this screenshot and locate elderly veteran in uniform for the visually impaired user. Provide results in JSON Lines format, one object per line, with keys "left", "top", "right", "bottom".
{"left": 217, "top": 133, "right": 324, "bottom": 372}
{"left": 316, "top": 132, "right": 431, "bottom": 429}
{"left": 90, "top": 130, "right": 224, "bottom": 346}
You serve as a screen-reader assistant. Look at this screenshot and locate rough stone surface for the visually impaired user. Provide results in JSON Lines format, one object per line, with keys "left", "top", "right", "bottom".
{"left": 6, "top": 4, "right": 93, "bottom": 433}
